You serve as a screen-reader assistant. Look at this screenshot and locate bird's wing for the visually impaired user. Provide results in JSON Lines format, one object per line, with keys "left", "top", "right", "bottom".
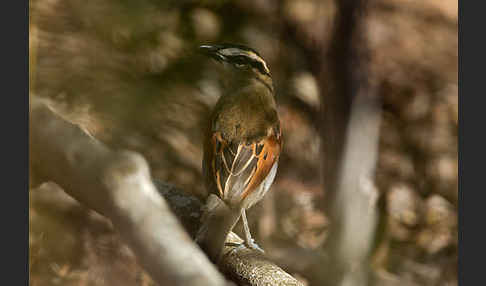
{"left": 205, "top": 130, "right": 281, "bottom": 208}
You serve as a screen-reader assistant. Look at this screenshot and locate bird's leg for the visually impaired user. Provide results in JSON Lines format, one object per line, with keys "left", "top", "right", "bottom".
{"left": 228, "top": 208, "right": 265, "bottom": 255}
{"left": 241, "top": 208, "right": 264, "bottom": 253}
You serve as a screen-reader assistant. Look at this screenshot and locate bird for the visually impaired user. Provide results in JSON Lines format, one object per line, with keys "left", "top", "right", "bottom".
{"left": 197, "top": 43, "right": 282, "bottom": 263}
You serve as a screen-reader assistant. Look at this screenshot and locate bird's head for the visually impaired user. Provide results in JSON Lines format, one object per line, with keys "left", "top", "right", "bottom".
{"left": 199, "top": 43, "right": 273, "bottom": 92}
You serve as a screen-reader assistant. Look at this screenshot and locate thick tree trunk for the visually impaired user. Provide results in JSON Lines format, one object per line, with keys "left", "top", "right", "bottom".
{"left": 319, "top": 0, "right": 382, "bottom": 285}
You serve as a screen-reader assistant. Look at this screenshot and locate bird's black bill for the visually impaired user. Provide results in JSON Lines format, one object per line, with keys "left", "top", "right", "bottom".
{"left": 199, "top": 45, "right": 226, "bottom": 62}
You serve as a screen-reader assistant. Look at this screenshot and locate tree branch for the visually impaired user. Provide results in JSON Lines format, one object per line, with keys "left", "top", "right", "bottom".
{"left": 29, "top": 97, "right": 228, "bottom": 286}
{"left": 30, "top": 97, "right": 303, "bottom": 286}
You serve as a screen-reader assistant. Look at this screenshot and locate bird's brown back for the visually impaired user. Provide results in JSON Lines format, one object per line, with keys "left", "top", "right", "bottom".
{"left": 202, "top": 83, "right": 281, "bottom": 207}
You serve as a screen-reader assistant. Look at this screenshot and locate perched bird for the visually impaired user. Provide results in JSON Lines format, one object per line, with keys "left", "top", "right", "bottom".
{"left": 197, "top": 43, "right": 282, "bottom": 262}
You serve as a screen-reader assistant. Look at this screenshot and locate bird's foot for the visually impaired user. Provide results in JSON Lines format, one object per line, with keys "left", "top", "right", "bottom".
{"left": 227, "top": 243, "right": 247, "bottom": 255}
{"left": 245, "top": 238, "right": 265, "bottom": 253}
{"left": 225, "top": 239, "right": 265, "bottom": 255}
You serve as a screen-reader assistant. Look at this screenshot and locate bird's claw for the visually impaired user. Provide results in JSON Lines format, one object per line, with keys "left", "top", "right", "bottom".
{"left": 226, "top": 239, "right": 265, "bottom": 255}
{"left": 246, "top": 238, "right": 265, "bottom": 253}
{"left": 228, "top": 243, "right": 247, "bottom": 255}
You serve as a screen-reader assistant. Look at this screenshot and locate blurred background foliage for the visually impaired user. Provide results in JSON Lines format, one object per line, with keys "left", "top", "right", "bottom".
{"left": 29, "top": 0, "right": 457, "bottom": 285}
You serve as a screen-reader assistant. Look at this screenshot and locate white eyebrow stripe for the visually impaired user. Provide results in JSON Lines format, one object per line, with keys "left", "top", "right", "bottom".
{"left": 219, "top": 48, "right": 270, "bottom": 74}
{"left": 219, "top": 48, "right": 244, "bottom": 56}
{"left": 257, "top": 58, "right": 270, "bottom": 74}
{"left": 246, "top": 52, "right": 270, "bottom": 74}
